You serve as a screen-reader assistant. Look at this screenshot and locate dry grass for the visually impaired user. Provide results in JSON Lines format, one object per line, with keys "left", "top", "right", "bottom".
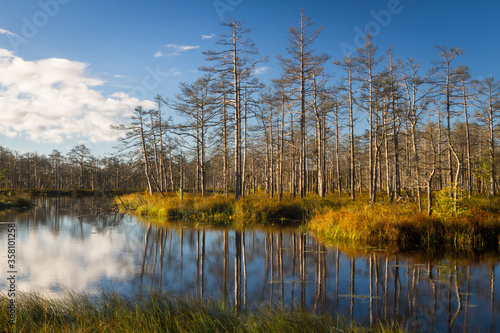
{"left": 309, "top": 200, "right": 500, "bottom": 253}
{"left": 117, "top": 192, "right": 235, "bottom": 224}
{"left": 117, "top": 192, "right": 347, "bottom": 226}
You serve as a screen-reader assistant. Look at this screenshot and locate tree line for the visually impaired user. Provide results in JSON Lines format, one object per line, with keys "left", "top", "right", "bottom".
{"left": 0, "top": 144, "right": 145, "bottom": 191}
{"left": 2, "top": 12, "right": 499, "bottom": 212}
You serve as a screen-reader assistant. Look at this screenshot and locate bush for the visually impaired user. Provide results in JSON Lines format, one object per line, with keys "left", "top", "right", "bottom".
{"left": 434, "top": 186, "right": 470, "bottom": 218}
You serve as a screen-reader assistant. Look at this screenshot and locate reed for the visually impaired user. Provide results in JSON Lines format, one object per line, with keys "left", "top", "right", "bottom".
{"left": 0, "top": 291, "right": 403, "bottom": 332}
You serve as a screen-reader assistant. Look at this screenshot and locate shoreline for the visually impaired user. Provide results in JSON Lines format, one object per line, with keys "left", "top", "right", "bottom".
{"left": 117, "top": 192, "right": 500, "bottom": 255}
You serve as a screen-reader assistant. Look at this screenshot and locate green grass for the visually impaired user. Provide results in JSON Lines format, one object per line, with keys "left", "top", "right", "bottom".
{"left": 0, "top": 290, "right": 403, "bottom": 333}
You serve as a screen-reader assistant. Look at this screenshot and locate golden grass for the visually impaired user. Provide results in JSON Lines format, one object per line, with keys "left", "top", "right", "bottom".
{"left": 309, "top": 200, "right": 500, "bottom": 253}
{"left": 117, "top": 192, "right": 235, "bottom": 224}
{"left": 117, "top": 191, "right": 350, "bottom": 226}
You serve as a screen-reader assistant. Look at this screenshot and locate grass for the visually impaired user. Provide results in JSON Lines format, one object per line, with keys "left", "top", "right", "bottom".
{"left": 116, "top": 192, "right": 345, "bottom": 226}
{"left": 308, "top": 196, "right": 500, "bottom": 254}
{"left": 0, "top": 290, "right": 404, "bottom": 333}
{"left": 117, "top": 190, "right": 500, "bottom": 254}
{"left": 0, "top": 192, "right": 32, "bottom": 211}
{"left": 232, "top": 193, "right": 346, "bottom": 225}
{"left": 117, "top": 192, "right": 235, "bottom": 224}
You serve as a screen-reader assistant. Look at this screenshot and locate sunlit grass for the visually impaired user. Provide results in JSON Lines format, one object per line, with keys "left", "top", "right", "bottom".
{"left": 309, "top": 199, "right": 500, "bottom": 253}
{"left": 0, "top": 291, "right": 404, "bottom": 332}
{"left": 117, "top": 192, "right": 235, "bottom": 224}
{"left": 117, "top": 191, "right": 348, "bottom": 226}
{"left": 232, "top": 193, "right": 330, "bottom": 225}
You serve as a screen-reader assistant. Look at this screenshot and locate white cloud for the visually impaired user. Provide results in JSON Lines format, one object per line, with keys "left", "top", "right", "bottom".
{"left": 165, "top": 44, "right": 200, "bottom": 52}
{"left": 253, "top": 66, "right": 270, "bottom": 75}
{"left": 0, "top": 28, "right": 18, "bottom": 37}
{"left": 153, "top": 51, "right": 181, "bottom": 58}
{"left": 154, "top": 44, "right": 200, "bottom": 58}
{"left": 170, "top": 68, "right": 182, "bottom": 76}
{"left": 202, "top": 34, "right": 216, "bottom": 40}
{"left": 0, "top": 49, "right": 154, "bottom": 144}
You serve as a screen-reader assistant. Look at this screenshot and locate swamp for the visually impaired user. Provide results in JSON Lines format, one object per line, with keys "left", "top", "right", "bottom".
{"left": 1, "top": 195, "right": 499, "bottom": 332}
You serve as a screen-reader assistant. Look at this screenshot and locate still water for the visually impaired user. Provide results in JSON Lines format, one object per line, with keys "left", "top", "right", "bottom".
{"left": 1, "top": 197, "right": 499, "bottom": 332}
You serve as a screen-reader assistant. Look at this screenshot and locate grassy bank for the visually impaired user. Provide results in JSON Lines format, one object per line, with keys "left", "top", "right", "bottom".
{"left": 0, "top": 193, "right": 32, "bottom": 211}
{"left": 0, "top": 291, "right": 402, "bottom": 333}
{"left": 117, "top": 191, "right": 500, "bottom": 254}
{"left": 309, "top": 197, "right": 500, "bottom": 254}
{"left": 116, "top": 192, "right": 345, "bottom": 226}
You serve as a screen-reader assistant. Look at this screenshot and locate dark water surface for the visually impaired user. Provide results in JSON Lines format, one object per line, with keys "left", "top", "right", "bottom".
{"left": 1, "top": 197, "right": 499, "bottom": 332}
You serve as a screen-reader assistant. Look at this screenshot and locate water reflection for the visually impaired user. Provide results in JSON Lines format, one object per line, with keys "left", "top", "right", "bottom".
{"left": 0, "top": 197, "right": 499, "bottom": 332}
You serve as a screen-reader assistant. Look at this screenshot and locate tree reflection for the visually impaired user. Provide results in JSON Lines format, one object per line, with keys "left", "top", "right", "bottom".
{"left": 490, "top": 263, "right": 495, "bottom": 333}
{"left": 234, "top": 230, "right": 242, "bottom": 311}
{"left": 117, "top": 220, "right": 499, "bottom": 332}
{"left": 139, "top": 223, "right": 151, "bottom": 294}
{"left": 223, "top": 230, "right": 228, "bottom": 300}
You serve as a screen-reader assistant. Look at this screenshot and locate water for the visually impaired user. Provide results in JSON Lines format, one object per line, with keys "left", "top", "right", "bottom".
{"left": 1, "top": 196, "right": 499, "bottom": 332}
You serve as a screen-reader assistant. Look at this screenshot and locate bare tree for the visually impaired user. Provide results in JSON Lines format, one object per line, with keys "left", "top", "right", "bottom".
{"left": 434, "top": 46, "right": 464, "bottom": 186}
{"left": 174, "top": 74, "right": 218, "bottom": 196}
{"left": 211, "top": 75, "right": 232, "bottom": 196}
{"left": 68, "top": 144, "right": 91, "bottom": 189}
{"left": 203, "top": 19, "right": 266, "bottom": 199}
{"left": 399, "top": 58, "right": 434, "bottom": 212}
{"left": 356, "top": 32, "right": 383, "bottom": 202}
{"left": 271, "top": 78, "right": 291, "bottom": 200}
{"left": 113, "top": 106, "right": 158, "bottom": 195}
{"left": 278, "top": 10, "right": 329, "bottom": 197}
{"left": 473, "top": 76, "right": 500, "bottom": 196}
{"left": 335, "top": 55, "right": 360, "bottom": 200}
{"left": 455, "top": 65, "right": 473, "bottom": 195}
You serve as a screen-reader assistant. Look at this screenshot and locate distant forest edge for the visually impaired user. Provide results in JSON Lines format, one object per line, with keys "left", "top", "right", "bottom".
{"left": 2, "top": 14, "right": 500, "bottom": 216}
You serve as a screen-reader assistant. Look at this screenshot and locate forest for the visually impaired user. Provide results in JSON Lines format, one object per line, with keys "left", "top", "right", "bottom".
{"left": 1, "top": 13, "right": 499, "bottom": 216}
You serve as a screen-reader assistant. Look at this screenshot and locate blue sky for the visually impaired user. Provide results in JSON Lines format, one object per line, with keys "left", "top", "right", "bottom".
{"left": 1, "top": 0, "right": 499, "bottom": 156}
